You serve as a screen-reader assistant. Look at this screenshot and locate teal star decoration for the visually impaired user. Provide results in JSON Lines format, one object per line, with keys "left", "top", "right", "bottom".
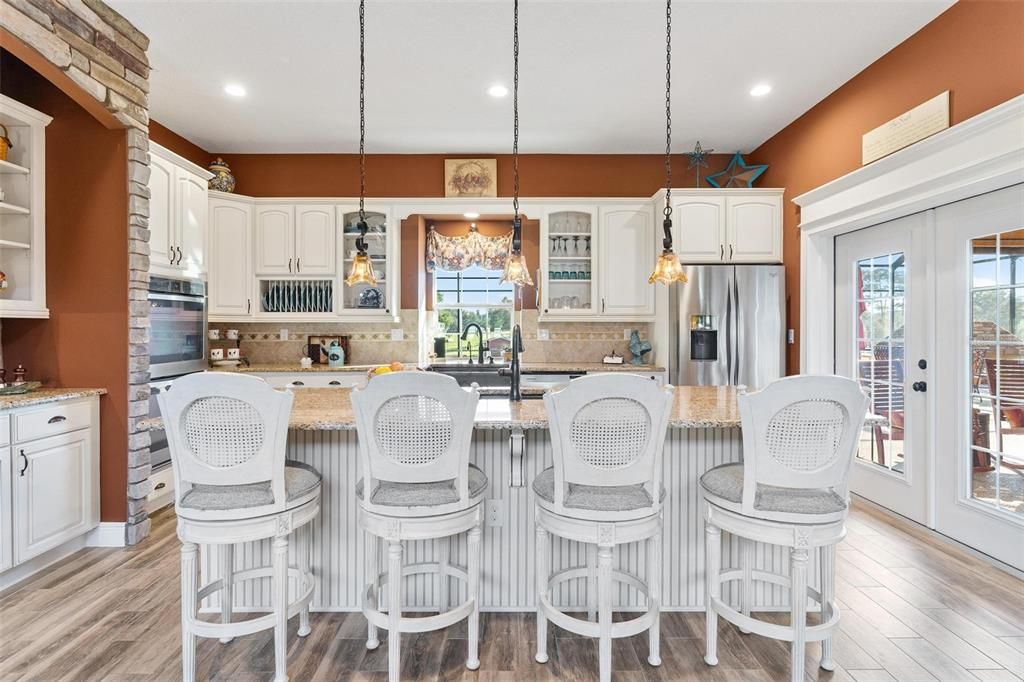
{"left": 705, "top": 152, "right": 768, "bottom": 188}
{"left": 686, "top": 141, "right": 714, "bottom": 188}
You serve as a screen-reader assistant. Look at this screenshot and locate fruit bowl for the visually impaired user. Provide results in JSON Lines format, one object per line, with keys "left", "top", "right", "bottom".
{"left": 366, "top": 362, "right": 418, "bottom": 381}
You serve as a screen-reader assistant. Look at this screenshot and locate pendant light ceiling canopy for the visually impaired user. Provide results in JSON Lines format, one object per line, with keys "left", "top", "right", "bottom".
{"left": 345, "top": 0, "right": 377, "bottom": 288}
{"left": 648, "top": 0, "right": 688, "bottom": 286}
{"left": 500, "top": 0, "right": 534, "bottom": 288}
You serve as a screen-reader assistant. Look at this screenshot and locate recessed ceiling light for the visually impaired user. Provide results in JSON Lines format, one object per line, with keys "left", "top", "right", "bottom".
{"left": 224, "top": 83, "right": 247, "bottom": 98}
{"left": 487, "top": 84, "right": 509, "bottom": 98}
{"left": 464, "top": 212, "right": 480, "bottom": 219}
{"left": 749, "top": 83, "right": 772, "bottom": 97}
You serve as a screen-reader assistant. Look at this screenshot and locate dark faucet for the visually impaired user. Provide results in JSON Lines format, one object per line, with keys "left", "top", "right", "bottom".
{"left": 461, "top": 323, "right": 486, "bottom": 365}
{"left": 498, "top": 324, "right": 525, "bottom": 401}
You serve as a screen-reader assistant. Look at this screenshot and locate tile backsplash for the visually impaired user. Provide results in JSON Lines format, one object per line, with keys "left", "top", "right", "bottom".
{"left": 210, "top": 309, "right": 652, "bottom": 367}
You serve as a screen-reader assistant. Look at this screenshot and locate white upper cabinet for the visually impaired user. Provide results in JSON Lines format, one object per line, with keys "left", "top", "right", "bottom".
{"left": 726, "top": 195, "right": 782, "bottom": 262}
{"left": 338, "top": 205, "right": 395, "bottom": 318}
{"left": 148, "top": 143, "right": 213, "bottom": 279}
{"left": 598, "top": 204, "right": 655, "bottom": 318}
{"left": 671, "top": 189, "right": 783, "bottom": 264}
{"left": 255, "top": 205, "right": 295, "bottom": 275}
{"left": 539, "top": 206, "right": 598, "bottom": 320}
{"left": 208, "top": 196, "right": 253, "bottom": 318}
{"left": 672, "top": 195, "right": 726, "bottom": 262}
{"left": 295, "top": 205, "right": 336, "bottom": 275}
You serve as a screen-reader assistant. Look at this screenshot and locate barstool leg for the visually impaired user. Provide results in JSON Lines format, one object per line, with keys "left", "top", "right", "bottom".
{"left": 219, "top": 543, "right": 234, "bottom": 643}
{"left": 819, "top": 544, "right": 836, "bottom": 671}
{"left": 597, "top": 544, "right": 614, "bottom": 682}
{"left": 438, "top": 535, "right": 450, "bottom": 614}
{"left": 790, "top": 547, "right": 809, "bottom": 682}
{"left": 387, "top": 540, "right": 403, "bottom": 682}
{"left": 297, "top": 525, "right": 311, "bottom": 637}
{"left": 535, "top": 526, "right": 549, "bottom": 664}
{"left": 366, "top": 534, "right": 380, "bottom": 650}
{"left": 704, "top": 524, "right": 721, "bottom": 666}
{"left": 272, "top": 536, "right": 290, "bottom": 682}
{"left": 180, "top": 541, "right": 198, "bottom": 682}
{"left": 587, "top": 543, "right": 598, "bottom": 622}
{"left": 647, "top": 530, "right": 662, "bottom": 666}
{"left": 740, "top": 536, "right": 753, "bottom": 634}
{"left": 466, "top": 522, "right": 482, "bottom": 671}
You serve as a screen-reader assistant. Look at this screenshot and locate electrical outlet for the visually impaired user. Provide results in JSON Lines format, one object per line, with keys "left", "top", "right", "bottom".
{"left": 391, "top": 328, "right": 404, "bottom": 341}
{"left": 486, "top": 500, "right": 504, "bottom": 527}
{"left": 280, "top": 328, "right": 289, "bottom": 341}
{"left": 624, "top": 328, "right": 632, "bottom": 340}
{"left": 537, "top": 328, "right": 549, "bottom": 341}
{"left": 787, "top": 329, "right": 796, "bottom": 345}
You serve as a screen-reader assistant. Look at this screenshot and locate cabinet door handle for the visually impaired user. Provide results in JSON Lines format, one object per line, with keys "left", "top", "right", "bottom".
{"left": 329, "top": 380, "right": 341, "bottom": 386}
{"left": 296, "top": 258, "right": 301, "bottom": 272}
{"left": 602, "top": 298, "right": 606, "bottom": 313}
{"left": 729, "top": 244, "right": 734, "bottom": 260}
{"left": 288, "top": 258, "right": 293, "bottom": 273}
{"left": 47, "top": 415, "right": 67, "bottom": 424}
{"left": 292, "top": 381, "right": 305, "bottom": 386}
{"left": 720, "top": 244, "right": 724, "bottom": 260}
{"left": 19, "top": 450, "right": 27, "bottom": 477}
{"left": 247, "top": 298, "right": 251, "bottom": 314}
{"left": 177, "top": 246, "right": 184, "bottom": 265}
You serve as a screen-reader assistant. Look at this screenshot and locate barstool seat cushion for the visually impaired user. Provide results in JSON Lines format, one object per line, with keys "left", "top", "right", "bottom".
{"left": 356, "top": 464, "right": 488, "bottom": 507}
{"left": 532, "top": 467, "right": 666, "bottom": 512}
{"left": 179, "top": 460, "right": 321, "bottom": 512}
{"left": 700, "top": 463, "right": 846, "bottom": 515}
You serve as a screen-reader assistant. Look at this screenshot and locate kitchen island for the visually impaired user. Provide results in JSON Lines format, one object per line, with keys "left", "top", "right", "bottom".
{"left": 146, "top": 386, "right": 793, "bottom": 612}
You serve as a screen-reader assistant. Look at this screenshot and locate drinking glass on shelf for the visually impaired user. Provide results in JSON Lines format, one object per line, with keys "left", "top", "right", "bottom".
{"left": 570, "top": 296, "right": 580, "bottom": 309}
{"left": 583, "top": 236, "right": 591, "bottom": 256}
{"left": 571, "top": 236, "right": 580, "bottom": 257}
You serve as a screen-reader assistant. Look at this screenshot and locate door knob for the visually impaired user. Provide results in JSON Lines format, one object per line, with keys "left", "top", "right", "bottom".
{"left": 912, "top": 381, "right": 927, "bottom": 392}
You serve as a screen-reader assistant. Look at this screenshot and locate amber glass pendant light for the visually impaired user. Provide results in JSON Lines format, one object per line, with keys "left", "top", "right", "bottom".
{"left": 500, "top": 0, "right": 534, "bottom": 288}
{"left": 648, "top": 0, "right": 688, "bottom": 286}
{"left": 345, "top": 0, "right": 377, "bottom": 287}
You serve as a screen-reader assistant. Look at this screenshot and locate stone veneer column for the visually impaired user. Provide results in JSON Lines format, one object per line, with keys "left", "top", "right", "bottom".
{"left": 3, "top": 0, "right": 154, "bottom": 544}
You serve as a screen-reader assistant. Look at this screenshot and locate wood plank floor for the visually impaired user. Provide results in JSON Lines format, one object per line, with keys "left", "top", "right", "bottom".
{"left": 1, "top": 501, "right": 1021, "bottom": 681}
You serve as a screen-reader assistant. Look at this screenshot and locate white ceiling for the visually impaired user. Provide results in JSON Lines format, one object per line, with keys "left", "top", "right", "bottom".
{"left": 110, "top": 0, "right": 954, "bottom": 154}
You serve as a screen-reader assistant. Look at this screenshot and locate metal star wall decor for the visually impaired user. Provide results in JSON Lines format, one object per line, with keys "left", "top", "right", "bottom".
{"left": 685, "top": 141, "right": 713, "bottom": 187}
{"left": 705, "top": 151, "right": 769, "bottom": 188}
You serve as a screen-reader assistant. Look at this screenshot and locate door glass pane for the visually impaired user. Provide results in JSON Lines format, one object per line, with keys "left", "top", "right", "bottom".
{"left": 341, "top": 210, "right": 388, "bottom": 311}
{"left": 853, "top": 252, "right": 906, "bottom": 473}
{"left": 546, "top": 211, "right": 593, "bottom": 312}
{"left": 970, "top": 233, "right": 1024, "bottom": 516}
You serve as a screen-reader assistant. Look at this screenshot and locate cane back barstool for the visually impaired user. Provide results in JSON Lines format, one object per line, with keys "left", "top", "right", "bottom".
{"left": 350, "top": 371, "right": 486, "bottom": 682}
{"left": 533, "top": 373, "right": 674, "bottom": 682}
{"left": 701, "top": 375, "right": 868, "bottom": 682}
{"left": 159, "top": 372, "right": 321, "bottom": 682}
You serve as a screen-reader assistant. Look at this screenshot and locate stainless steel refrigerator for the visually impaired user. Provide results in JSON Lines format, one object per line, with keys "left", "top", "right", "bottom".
{"left": 669, "top": 265, "right": 785, "bottom": 390}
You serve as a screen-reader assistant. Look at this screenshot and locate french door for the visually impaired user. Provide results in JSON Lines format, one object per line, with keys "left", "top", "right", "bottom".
{"left": 934, "top": 185, "right": 1024, "bottom": 568}
{"left": 835, "top": 187, "right": 1024, "bottom": 569}
{"left": 836, "top": 214, "right": 931, "bottom": 525}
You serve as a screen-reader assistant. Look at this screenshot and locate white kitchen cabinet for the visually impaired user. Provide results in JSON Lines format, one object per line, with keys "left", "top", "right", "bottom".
{"left": 671, "top": 189, "right": 783, "bottom": 264}
{"left": 338, "top": 205, "right": 397, "bottom": 319}
{"left": 252, "top": 372, "right": 366, "bottom": 389}
{"left": 295, "top": 205, "right": 336, "bottom": 275}
{"left": 0, "top": 447, "right": 11, "bottom": 573}
{"left": 726, "top": 195, "right": 783, "bottom": 262}
{"left": 255, "top": 205, "right": 295, "bottom": 275}
{"left": 539, "top": 205, "right": 599, "bottom": 320}
{"left": 148, "top": 143, "right": 213, "bottom": 278}
{"left": 209, "top": 195, "right": 254, "bottom": 318}
{"left": 598, "top": 204, "right": 655, "bottom": 318}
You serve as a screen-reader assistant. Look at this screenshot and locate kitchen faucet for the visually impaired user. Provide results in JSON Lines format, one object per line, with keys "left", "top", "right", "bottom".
{"left": 498, "top": 324, "right": 525, "bottom": 401}
{"left": 460, "top": 323, "right": 486, "bottom": 365}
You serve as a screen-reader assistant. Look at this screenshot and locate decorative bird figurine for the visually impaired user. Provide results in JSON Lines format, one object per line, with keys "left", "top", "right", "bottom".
{"left": 629, "top": 330, "right": 652, "bottom": 366}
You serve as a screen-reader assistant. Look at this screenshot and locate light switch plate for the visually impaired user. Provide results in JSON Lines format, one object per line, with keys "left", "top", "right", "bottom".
{"left": 280, "top": 328, "right": 289, "bottom": 341}
{"left": 787, "top": 329, "right": 796, "bottom": 344}
{"left": 537, "top": 328, "right": 549, "bottom": 341}
{"left": 391, "top": 328, "right": 404, "bottom": 341}
{"left": 624, "top": 329, "right": 632, "bottom": 340}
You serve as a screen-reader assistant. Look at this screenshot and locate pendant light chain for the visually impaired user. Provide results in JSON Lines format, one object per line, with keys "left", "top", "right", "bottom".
{"left": 512, "top": 0, "right": 520, "bottom": 219}
{"left": 663, "top": 0, "right": 672, "bottom": 219}
{"left": 358, "top": 0, "right": 366, "bottom": 224}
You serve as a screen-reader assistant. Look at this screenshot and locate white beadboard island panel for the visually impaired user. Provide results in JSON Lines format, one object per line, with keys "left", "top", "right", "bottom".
{"left": 205, "top": 425, "right": 798, "bottom": 612}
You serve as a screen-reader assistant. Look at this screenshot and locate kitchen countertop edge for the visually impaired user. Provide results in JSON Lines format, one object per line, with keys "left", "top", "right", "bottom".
{"left": 0, "top": 388, "right": 108, "bottom": 410}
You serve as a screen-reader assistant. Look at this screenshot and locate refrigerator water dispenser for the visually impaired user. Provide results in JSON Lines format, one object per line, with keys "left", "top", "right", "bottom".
{"left": 690, "top": 315, "right": 718, "bottom": 361}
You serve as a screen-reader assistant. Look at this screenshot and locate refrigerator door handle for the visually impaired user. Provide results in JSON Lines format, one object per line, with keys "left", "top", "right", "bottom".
{"left": 725, "top": 271, "right": 734, "bottom": 385}
{"left": 732, "top": 268, "right": 741, "bottom": 385}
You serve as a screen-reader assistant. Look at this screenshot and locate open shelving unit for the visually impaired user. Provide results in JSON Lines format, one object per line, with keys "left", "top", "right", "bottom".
{"left": 0, "top": 94, "right": 51, "bottom": 319}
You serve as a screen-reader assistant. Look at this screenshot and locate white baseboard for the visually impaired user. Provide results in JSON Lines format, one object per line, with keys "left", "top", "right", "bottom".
{"left": 86, "top": 522, "right": 126, "bottom": 547}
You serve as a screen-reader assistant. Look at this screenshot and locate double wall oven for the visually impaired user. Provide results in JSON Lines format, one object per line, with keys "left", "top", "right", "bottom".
{"left": 148, "top": 276, "right": 207, "bottom": 473}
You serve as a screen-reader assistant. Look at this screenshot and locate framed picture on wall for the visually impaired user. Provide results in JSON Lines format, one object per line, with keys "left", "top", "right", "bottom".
{"left": 444, "top": 158, "right": 497, "bottom": 197}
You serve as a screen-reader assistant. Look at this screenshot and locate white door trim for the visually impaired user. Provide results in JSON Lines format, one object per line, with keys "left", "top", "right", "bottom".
{"left": 794, "top": 94, "right": 1024, "bottom": 376}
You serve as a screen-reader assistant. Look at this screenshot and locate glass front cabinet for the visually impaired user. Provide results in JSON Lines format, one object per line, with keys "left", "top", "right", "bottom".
{"left": 540, "top": 206, "right": 598, "bottom": 319}
{"left": 338, "top": 205, "right": 397, "bottom": 318}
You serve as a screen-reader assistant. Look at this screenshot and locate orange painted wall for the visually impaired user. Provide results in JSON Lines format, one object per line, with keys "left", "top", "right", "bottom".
{"left": 751, "top": 0, "right": 1024, "bottom": 373}
{"left": 150, "top": 120, "right": 210, "bottom": 168}
{"left": 1, "top": 53, "right": 130, "bottom": 522}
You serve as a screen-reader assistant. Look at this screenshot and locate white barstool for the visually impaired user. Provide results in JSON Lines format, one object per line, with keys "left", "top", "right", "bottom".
{"left": 533, "top": 374, "right": 674, "bottom": 682}
{"left": 350, "top": 372, "right": 485, "bottom": 682}
{"left": 159, "top": 372, "right": 321, "bottom": 682}
{"left": 701, "top": 375, "right": 868, "bottom": 682}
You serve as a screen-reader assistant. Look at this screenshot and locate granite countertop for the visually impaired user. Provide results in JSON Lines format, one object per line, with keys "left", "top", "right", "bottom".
{"left": 140, "top": 385, "right": 738, "bottom": 432}
{"left": 230, "top": 362, "right": 667, "bottom": 374}
{"left": 0, "top": 388, "right": 107, "bottom": 410}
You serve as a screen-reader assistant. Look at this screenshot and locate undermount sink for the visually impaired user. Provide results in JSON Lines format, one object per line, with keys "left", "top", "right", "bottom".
{"left": 427, "top": 363, "right": 510, "bottom": 387}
